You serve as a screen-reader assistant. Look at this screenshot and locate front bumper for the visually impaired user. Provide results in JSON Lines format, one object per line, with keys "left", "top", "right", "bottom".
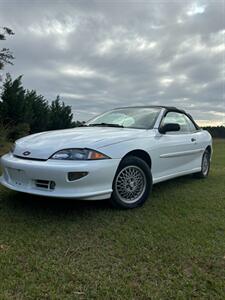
{"left": 0, "top": 153, "right": 120, "bottom": 200}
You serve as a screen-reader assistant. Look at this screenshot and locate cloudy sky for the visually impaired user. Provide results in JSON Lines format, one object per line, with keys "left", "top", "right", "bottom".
{"left": 0, "top": 0, "right": 224, "bottom": 125}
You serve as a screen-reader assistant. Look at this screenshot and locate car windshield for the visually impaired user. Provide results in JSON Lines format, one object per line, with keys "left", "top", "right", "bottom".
{"left": 86, "top": 107, "right": 161, "bottom": 129}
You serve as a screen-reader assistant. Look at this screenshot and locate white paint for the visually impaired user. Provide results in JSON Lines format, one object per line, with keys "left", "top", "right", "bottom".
{"left": 0, "top": 108, "right": 212, "bottom": 200}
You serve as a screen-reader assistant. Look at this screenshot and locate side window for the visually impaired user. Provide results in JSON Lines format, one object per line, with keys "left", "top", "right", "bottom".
{"left": 161, "top": 112, "right": 194, "bottom": 133}
{"left": 183, "top": 115, "right": 197, "bottom": 132}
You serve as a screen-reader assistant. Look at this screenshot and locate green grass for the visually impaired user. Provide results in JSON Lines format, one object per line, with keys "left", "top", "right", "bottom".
{"left": 0, "top": 140, "right": 224, "bottom": 299}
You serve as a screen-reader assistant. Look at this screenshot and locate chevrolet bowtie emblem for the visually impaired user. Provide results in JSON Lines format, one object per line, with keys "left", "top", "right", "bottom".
{"left": 23, "top": 151, "right": 31, "bottom": 156}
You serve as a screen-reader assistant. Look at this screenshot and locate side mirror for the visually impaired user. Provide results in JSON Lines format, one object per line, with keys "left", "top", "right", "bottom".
{"left": 159, "top": 123, "right": 180, "bottom": 134}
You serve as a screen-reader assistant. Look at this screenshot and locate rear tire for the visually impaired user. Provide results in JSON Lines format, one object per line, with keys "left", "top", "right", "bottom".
{"left": 110, "top": 156, "right": 152, "bottom": 209}
{"left": 194, "top": 149, "right": 210, "bottom": 179}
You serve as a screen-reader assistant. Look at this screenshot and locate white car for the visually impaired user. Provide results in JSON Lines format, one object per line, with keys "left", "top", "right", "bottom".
{"left": 0, "top": 106, "right": 212, "bottom": 209}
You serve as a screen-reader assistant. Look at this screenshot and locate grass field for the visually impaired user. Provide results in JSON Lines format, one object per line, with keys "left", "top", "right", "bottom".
{"left": 0, "top": 140, "right": 224, "bottom": 299}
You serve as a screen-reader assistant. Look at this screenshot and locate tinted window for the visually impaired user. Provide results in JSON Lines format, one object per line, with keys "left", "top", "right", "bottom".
{"left": 162, "top": 112, "right": 195, "bottom": 133}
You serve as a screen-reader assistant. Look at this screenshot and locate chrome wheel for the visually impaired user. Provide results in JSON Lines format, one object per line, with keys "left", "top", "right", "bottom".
{"left": 202, "top": 152, "right": 209, "bottom": 176}
{"left": 115, "top": 165, "right": 147, "bottom": 204}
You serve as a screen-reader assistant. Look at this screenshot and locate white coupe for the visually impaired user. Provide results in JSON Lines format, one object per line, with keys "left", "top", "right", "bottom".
{"left": 0, "top": 106, "right": 212, "bottom": 208}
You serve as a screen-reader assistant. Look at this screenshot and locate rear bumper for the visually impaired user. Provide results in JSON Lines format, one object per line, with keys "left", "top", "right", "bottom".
{"left": 0, "top": 153, "right": 120, "bottom": 200}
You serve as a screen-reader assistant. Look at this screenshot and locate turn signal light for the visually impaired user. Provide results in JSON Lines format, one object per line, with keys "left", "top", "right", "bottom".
{"left": 88, "top": 151, "right": 107, "bottom": 160}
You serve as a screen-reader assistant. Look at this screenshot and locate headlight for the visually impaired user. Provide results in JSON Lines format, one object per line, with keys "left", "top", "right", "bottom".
{"left": 50, "top": 148, "right": 110, "bottom": 160}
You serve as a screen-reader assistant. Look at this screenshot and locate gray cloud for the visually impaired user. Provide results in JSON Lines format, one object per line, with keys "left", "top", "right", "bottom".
{"left": 0, "top": 0, "right": 224, "bottom": 125}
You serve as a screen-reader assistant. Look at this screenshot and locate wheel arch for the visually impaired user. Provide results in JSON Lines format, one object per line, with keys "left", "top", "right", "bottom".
{"left": 121, "top": 149, "right": 152, "bottom": 169}
{"left": 205, "top": 145, "right": 212, "bottom": 158}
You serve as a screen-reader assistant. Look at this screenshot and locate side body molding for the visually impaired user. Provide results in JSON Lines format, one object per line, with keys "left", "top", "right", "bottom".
{"left": 160, "top": 148, "right": 205, "bottom": 158}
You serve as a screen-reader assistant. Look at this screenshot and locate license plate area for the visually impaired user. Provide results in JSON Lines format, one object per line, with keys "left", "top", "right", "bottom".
{"left": 7, "top": 168, "right": 28, "bottom": 187}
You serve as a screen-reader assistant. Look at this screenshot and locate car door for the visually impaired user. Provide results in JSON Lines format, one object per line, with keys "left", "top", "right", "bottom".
{"left": 182, "top": 113, "right": 204, "bottom": 169}
{"left": 153, "top": 111, "right": 201, "bottom": 181}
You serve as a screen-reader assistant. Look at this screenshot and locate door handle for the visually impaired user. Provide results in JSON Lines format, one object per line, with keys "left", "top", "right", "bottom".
{"left": 191, "top": 138, "right": 196, "bottom": 142}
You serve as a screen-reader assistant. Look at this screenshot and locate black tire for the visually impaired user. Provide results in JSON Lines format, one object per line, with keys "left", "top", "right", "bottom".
{"left": 194, "top": 149, "right": 211, "bottom": 179}
{"left": 110, "top": 156, "right": 152, "bottom": 209}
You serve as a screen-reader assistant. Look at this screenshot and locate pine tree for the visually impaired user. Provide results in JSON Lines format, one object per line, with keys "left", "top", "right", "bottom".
{"left": 48, "top": 96, "right": 73, "bottom": 130}
{"left": 0, "top": 75, "right": 75, "bottom": 137}
{"left": 0, "top": 27, "right": 14, "bottom": 70}
{"left": 24, "top": 90, "right": 49, "bottom": 133}
{"left": 0, "top": 74, "right": 26, "bottom": 124}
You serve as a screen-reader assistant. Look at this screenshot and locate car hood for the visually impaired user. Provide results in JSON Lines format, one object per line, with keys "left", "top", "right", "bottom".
{"left": 14, "top": 127, "right": 146, "bottom": 160}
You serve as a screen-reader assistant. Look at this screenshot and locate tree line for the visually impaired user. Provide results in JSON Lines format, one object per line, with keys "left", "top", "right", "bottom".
{"left": 0, "top": 26, "right": 82, "bottom": 141}
{"left": 0, "top": 74, "right": 82, "bottom": 140}
{"left": 202, "top": 126, "right": 225, "bottom": 139}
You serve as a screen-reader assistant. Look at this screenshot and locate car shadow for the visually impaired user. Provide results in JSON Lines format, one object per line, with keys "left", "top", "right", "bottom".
{"left": 2, "top": 191, "right": 110, "bottom": 216}
{"left": 152, "top": 174, "right": 196, "bottom": 193}
{"left": 0, "top": 174, "right": 198, "bottom": 217}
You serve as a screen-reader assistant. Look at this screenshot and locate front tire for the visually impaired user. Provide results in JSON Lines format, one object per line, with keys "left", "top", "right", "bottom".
{"left": 110, "top": 156, "right": 152, "bottom": 209}
{"left": 194, "top": 149, "right": 211, "bottom": 178}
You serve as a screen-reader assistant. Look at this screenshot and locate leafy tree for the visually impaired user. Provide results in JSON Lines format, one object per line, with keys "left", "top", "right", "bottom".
{"left": 48, "top": 95, "right": 73, "bottom": 130}
{"left": 0, "top": 27, "right": 14, "bottom": 70}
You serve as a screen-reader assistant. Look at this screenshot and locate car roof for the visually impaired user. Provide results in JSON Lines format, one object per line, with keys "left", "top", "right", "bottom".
{"left": 113, "top": 105, "right": 200, "bottom": 130}
{"left": 114, "top": 105, "right": 186, "bottom": 113}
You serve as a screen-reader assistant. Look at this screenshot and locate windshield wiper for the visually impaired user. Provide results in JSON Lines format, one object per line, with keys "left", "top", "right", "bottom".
{"left": 88, "top": 123, "right": 124, "bottom": 128}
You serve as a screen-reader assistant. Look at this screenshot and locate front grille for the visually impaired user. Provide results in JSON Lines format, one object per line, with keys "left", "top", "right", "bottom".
{"left": 35, "top": 180, "right": 55, "bottom": 190}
